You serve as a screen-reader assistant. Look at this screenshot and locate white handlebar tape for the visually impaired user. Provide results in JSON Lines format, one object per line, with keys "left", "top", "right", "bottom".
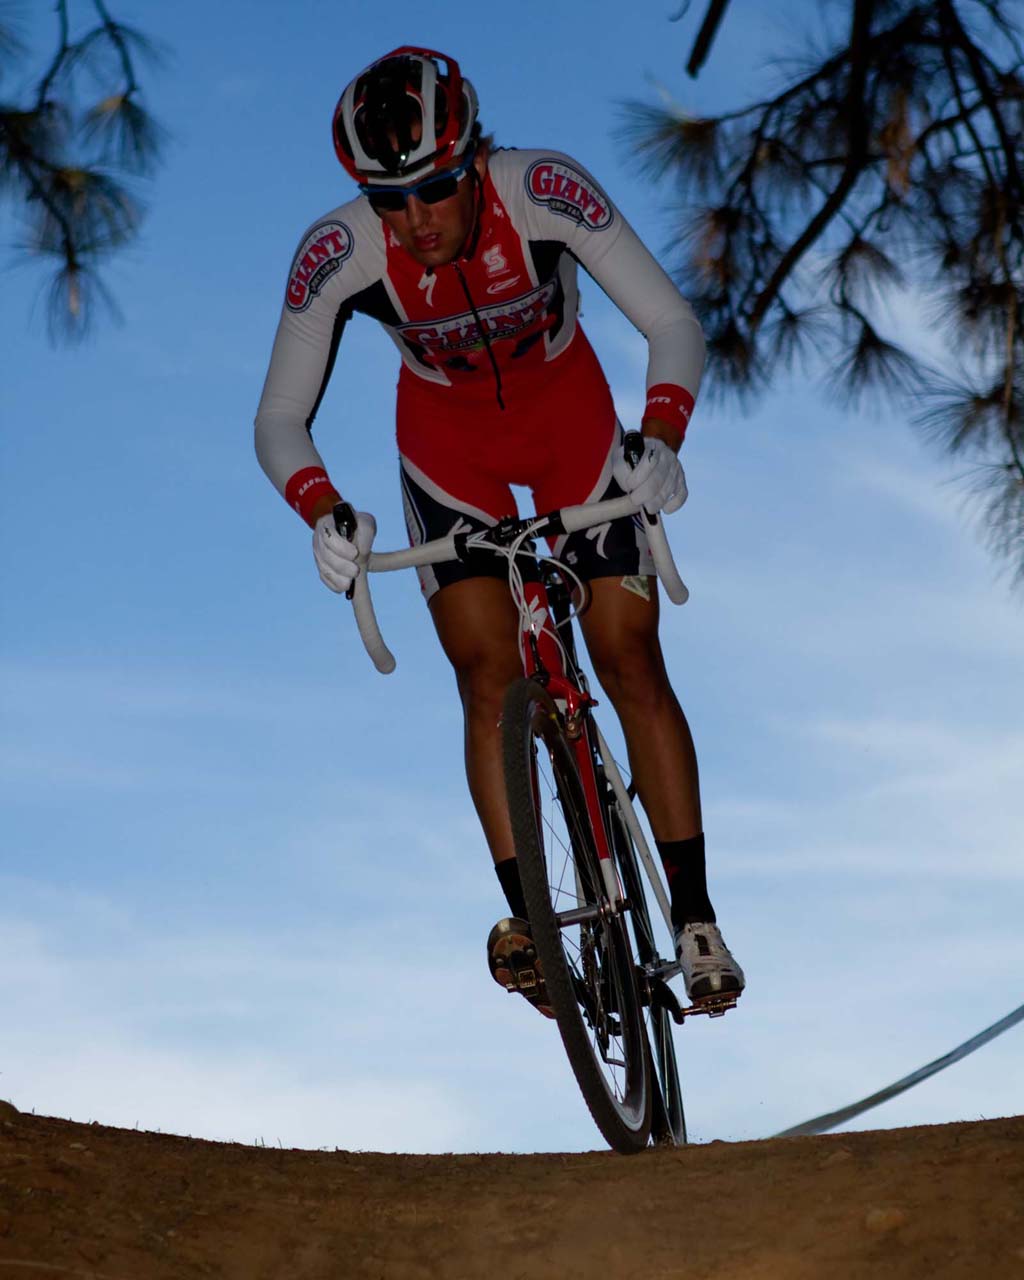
{"left": 350, "top": 570, "right": 396, "bottom": 674}
{"left": 349, "top": 500, "right": 687, "bottom": 672}
{"left": 561, "top": 497, "right": 688, "bottom": 603}
{"left": 645, "top": 514, "right": 689, "bottom": 604}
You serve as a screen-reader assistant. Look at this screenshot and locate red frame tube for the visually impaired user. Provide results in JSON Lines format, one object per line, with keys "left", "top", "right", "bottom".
{"left": 519, "top": 581, "right": 613, "bottom": 864}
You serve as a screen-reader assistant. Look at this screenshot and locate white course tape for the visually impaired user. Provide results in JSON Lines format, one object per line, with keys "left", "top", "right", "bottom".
{"left": 776, "top": 1000, "right": 1024, "bottom": 1137}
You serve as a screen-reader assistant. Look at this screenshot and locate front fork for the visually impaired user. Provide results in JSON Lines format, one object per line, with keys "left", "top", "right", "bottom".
{"left": 521, "top": 579, "right": 625, "bottom": 915}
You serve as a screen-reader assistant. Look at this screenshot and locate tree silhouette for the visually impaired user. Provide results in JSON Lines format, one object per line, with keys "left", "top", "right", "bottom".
{"left": 627, "top": 0, "right": 1024, "bottom": 581}
{"left": 0, "top": 1, "right": 165, "bottom": 341}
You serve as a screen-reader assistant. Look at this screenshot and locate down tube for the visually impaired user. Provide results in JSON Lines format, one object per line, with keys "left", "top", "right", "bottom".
{"left": 592, "top": 723, "right": 673, "bottom": 934}
{"left": 572, "top": 732, "right": 622, "bottom": 909}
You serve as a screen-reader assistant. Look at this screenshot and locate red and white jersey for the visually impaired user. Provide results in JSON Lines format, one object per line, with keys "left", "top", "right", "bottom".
{"left": 255, "top": 148, "right": 705, "bottom": 522}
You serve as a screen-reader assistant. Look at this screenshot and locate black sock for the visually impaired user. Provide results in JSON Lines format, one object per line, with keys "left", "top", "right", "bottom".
{"left": 656, "top": 834, "right": 716, "bottom": 930}
{"left": 495, "top": 858, "right": 528, "bottom": 921}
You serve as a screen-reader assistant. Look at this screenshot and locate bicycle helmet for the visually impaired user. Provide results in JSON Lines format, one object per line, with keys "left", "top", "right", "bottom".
{"left": 332, "top": 47, "right": 479, "bottom": 186}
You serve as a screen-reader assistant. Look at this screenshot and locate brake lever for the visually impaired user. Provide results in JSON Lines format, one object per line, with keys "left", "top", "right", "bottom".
{"left": 622, "top": 430, "right": 658, "bottom": 526}
{"left": 332, "top": 500, "right": 359, "bottom": 601}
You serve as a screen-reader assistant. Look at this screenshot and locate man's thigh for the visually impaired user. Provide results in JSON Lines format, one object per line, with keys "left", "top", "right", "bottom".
{"left": 428, "top": 576, "right": 523, "bottom": 679}
{"left": 577, "top": 574, "right": 665, "bottom": 673}
{"left": 400, "top": 454, "right": 516, "bottom": 602}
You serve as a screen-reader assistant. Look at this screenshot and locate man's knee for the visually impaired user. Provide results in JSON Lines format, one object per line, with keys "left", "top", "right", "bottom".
{"left": 430, "top": 578, "right": 522, "bottom": 713}
{"left": 589, "top": 634, "right": 671, "bottom": 708}
{"left": 453, "top": 650, "right": 522, "bottom": 716}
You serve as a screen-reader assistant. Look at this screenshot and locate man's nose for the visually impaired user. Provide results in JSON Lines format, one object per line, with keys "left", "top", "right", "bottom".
{"left": 405, "top": 195, "right": 429, "bottom": 230}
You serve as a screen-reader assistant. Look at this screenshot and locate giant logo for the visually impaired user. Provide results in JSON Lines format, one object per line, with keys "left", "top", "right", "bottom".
{"left": 398, "top": 280, "right": 557, "bottom": 353}
{"left": 286, "top": 221, "right": 353, "bottom": 312}
{"left": 525, "top": 159, "right": 613, "bottom": 230}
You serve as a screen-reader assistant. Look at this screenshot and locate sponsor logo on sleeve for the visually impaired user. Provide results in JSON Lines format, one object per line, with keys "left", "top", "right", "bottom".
{"left": 644, "top": 384, "right": 695, "bottom": 434}
{"left": 286, "top": 221, "right": 353, "bottom": 312}
{"left": 525, "top": 159, "right": 614, "bottom": 230}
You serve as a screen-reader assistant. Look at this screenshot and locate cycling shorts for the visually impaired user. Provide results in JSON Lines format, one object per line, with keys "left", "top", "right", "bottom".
{"left": 396, "top": 331, "right": 654, "bottom": 601}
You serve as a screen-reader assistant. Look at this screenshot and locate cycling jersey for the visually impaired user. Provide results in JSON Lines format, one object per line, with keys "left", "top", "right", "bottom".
{"left": 254, "top": 147, "right": 705, "bottom": 531}
{"left": 399, "top": 331, "right": 654, "bottom": 600}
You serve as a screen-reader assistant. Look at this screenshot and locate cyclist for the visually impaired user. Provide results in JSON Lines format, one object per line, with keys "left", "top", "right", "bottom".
{"left": 254, "top": 47, "right": 744, "bottom": 1012}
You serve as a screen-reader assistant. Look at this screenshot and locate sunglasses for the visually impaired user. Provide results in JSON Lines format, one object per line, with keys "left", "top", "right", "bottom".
{"left": 361, "top": 152, "right": 475, "bottom": 213}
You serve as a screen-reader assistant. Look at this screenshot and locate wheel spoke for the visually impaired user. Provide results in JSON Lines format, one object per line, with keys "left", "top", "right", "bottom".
{"left": 538, "top": 748, "right": 632, "bottom": 1102}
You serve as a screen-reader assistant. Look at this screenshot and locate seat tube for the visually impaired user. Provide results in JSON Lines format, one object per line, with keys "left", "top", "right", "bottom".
{"left": 521, "top": 580, "right": 565, "bottom": 678}
{"left": 521, "top": 579, "right": 620, "bottom": 904}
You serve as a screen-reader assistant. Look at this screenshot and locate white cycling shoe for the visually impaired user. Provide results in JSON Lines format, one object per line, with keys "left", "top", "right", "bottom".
{"left": 675, "top": 922, "right": 746, "bottom": 1004}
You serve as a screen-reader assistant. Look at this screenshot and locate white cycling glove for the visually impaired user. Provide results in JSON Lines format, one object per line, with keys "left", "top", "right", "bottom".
{"left": 312, "top": 510, "right": 376, "bottom": 594}
{"left": 613, "top": 437, "right": 688, "bottom": 515}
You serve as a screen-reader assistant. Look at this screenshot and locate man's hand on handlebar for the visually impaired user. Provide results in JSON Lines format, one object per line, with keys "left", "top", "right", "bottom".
{"left": 313, "top": 509, "right": 376, "bottom": 593}
{"left": 613, "top": 435, "right": 688, "bottom": 516}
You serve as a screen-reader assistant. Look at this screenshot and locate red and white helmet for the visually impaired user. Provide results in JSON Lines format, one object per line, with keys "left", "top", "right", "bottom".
{"left": 332, "top": 47, "right": 479, "bottom": 186}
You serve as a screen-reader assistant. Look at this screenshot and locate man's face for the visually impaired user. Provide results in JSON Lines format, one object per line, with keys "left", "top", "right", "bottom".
{"left": 379, "top": 147, "right": 488, "bottom": 269}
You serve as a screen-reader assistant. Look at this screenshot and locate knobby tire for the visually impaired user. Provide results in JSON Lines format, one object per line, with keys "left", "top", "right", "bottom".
{"left": 502, "top": 678, "right": 651, "bottom": 1154}
{"left": 608, "top": 800, "right": 687, "bottom": 1145}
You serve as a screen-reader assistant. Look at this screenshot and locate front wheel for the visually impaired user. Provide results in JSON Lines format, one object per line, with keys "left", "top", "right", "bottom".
{"left": 609, "top": 800, "right": 687, "bottom": 1145}
{"left": 502, "top": 678, "right": 651, "bottom": 1154}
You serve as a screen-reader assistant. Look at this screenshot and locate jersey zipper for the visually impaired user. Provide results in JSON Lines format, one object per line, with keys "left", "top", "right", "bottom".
{"left": 452, "top": 261, "right": 506, "bottom": 411}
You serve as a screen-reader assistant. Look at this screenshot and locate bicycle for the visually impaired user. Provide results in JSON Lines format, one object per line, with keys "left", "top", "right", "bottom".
{"left": 334, "top": 433, "right": 738, "bottom": 1153}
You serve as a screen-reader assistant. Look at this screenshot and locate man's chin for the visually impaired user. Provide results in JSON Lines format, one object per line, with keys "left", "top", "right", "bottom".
{"left": 408, "top": 244, "right": 457, "bottom": 268}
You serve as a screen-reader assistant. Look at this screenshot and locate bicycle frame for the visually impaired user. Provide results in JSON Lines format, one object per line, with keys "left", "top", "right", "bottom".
{"left": 337, "top": 484, "right": 687, "bottom": 959}
{"left": 515, "top": 568, "right": 625, "bottom": 914}
{"left": 518, "top": 569, "right": 681, "bottom": 977}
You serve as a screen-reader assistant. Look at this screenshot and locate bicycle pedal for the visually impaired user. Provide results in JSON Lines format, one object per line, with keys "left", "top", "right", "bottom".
{"left": 510, "top": 966, "right": 539, "bottom": 993}
{"left": 682, "top": 993, "right": 739, "bottom": 1019}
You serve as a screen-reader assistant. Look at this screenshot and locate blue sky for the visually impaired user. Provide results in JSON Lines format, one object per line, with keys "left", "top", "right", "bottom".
{"left": 1, "top": 0, "right": 1021, "bottom": 1153}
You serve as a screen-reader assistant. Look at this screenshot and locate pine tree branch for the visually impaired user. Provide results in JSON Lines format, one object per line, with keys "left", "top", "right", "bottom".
{"left": 687, "top": 0, "right": 731, "bottom": 77}
{"left": 938, "top": 6, "right": 999, "bottom": 187}
{"left": 5, "top": 1, "right": 166, "bottom": 341}
{"left": 965, "top": 0, "right": 1024, "bottom": 64}
{"left": 941, "top": 0, "right": 1022, "bottom": 193}
{"left": 36, "top": 0, "right": 72, "bottom": 110}
{"left": 642, "top": 0, "right": 1024, "bottom": 579}
{"left": 9, "top": 148, "right": 77, "bottom": 265}
{"left": 92, "top": 0, "right": 139, "bottom": 94}
{"left": 749, "top": 0, "right": 877, "bottom": 329}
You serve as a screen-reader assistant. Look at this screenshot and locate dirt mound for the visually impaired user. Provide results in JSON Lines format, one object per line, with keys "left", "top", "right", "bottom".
{"left": 0, "top": 1099, "right": 1021, "bottom": 1279}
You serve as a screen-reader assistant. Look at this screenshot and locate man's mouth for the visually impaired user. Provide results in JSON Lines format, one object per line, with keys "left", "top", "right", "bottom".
{"left": 413, "top": 233, "right": 441, "bottom": 252}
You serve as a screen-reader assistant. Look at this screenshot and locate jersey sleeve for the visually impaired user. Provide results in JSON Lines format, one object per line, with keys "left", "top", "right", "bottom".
{"left": 254, "top": 201, "right": 382, "bottom": 524}
{"left": 502, "top": 149, "right": 705, "bottom": 442}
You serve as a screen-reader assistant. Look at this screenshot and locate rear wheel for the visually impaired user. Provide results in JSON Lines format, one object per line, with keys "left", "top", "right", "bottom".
{"left": 502, "top": 678, "right": 651, "bottom": 1154}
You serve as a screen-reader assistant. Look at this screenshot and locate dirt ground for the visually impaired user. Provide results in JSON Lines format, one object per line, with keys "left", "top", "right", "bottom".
{"left": 0, "top": 1097, "right": 1022, "bottom": 1280}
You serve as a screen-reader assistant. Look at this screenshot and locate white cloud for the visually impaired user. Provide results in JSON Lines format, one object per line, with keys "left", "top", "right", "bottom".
{"left": 4, "top": 1034, "right": 471, "bottom": 1154}
{"left": 809, "top": 717, "right": 1024, "bottom": 795}
{"left": 4, "top": 813, "right": 1021, "bottom": 1156}
{"left": 0, "top": 878, "right": 605, "bottom": 1154}
{"left": 705, "top": 714, "right": 1023, "bottom": 881}
{"left": 843, "top": 449, "right": 975, "bottom": 530}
